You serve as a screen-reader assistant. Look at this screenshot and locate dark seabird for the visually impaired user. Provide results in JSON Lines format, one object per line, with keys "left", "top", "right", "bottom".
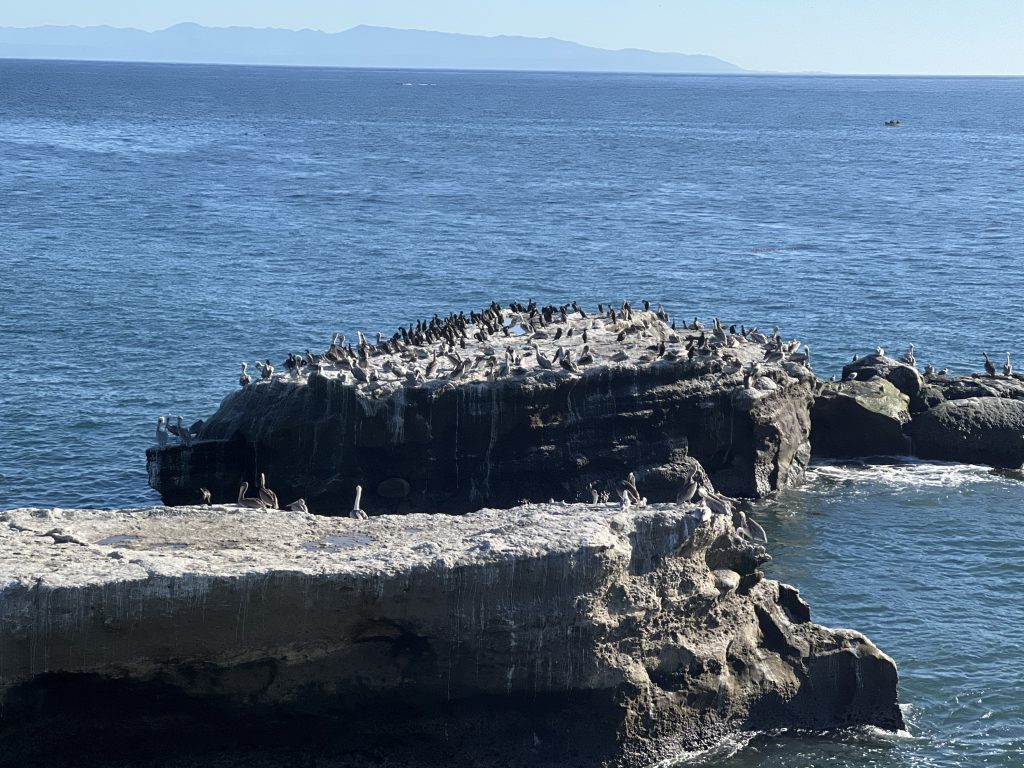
{"left": 983, "top": 352, "right": 996, "bottom": 378}
{"left": 676, "top": 478, "right": 698, "bottom": 504}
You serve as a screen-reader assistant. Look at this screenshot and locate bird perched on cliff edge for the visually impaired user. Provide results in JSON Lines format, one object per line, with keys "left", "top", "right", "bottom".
{"left": 1004, "top": 353, "right": 1013, "bottom": 378}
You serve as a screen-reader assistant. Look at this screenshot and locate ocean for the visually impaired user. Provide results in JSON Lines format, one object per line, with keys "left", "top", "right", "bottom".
{"left": 1, "top": 60, "right": 1022, "bottom": 766}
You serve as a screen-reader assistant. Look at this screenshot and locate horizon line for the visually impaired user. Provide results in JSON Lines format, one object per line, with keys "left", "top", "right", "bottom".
{"left": 1, "top": 21, "right": 1021, "bottom": 77}
{"left": 2, "top": 56, "right": 1023, "bottom": 79}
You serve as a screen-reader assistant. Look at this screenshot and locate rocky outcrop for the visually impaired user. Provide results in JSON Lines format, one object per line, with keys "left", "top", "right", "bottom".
{"left": 148, "top": 342, "right": 814, "bottom": 513}
{"left": 811, "top": 379, "right": 911, "bottom": 458}
{"left": 909, "top": 396, "right": 1024, "bottom": 467}
{"left": 842, "top": 354, "right": 926, "bottom": 410}
{"left": 0, "top": 502, "right": 903, "bottom": 767}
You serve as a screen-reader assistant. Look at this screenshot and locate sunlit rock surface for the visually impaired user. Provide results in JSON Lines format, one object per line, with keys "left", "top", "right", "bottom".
{"left": 148, "top": 310, "right": 814, "bottom": 511}
{"left": 0, "top": 502, "right": 902, "bottom": 767}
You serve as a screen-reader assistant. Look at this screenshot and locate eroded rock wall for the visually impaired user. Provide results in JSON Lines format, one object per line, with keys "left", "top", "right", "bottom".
{"left": 148, "top": 361, "right": 814, "bottom": 513}
{"left": 0, "top": 503, "right": 902, "bottom": 767}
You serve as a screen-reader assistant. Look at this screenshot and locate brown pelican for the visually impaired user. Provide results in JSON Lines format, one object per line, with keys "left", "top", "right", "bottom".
{"left": 237, "top": 482, "right": 267, "bottom": 509}
{"left": 698, "top": 489, "right": 731, "bottom": 516}
{"left": 349, "top": 485, "right": 368, "bottom": 519}
{"left": 167, "top": 416, "right": 192, "bottom": 447}
{"left": 199, "top": 487, "right": 211, "bottom": 505}
{"left": 156, "top": 416, "right": 168, "bottom": 449}
{"left": 983, "top": 352, "right": 996, "bottom": 378}
{"left": 899, "top": 344, "right": 916, "bottom": 367}
{"left": 1004, "top": 353, "right": 1013, "bottom": 378}
{"left": 676, "top": 475, "right": 699, "bottom": 504}
{"left": 239, "top": 362, "right": 251, "bottom": 388}
{"left": 559, "top": 348, "right": 580, "bottom": 374}
{"left": 258, "top": 473, "right": 279, "bottom": 509}
{"left": 288, "top": 499, "right": 309, "bottom": 513}
{"left": 536, "top": 349, "right": 554, "bottom": 370}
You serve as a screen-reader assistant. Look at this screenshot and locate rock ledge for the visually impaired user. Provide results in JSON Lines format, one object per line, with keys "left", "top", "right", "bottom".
{"left": 1, "top": 502, "right": 903, "bottom": 767}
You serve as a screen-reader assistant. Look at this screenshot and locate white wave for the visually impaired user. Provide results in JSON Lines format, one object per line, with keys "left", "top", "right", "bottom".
{"left": 805, "top": 458, "right": 1020, "bottom": 491}
{"left": 656, "top": 731, "right": 755, "bottom": 766}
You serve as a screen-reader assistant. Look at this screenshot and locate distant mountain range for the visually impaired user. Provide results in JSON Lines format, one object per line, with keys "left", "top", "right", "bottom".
{"left": 0, "top": 22, "right": 744, "bottom": 74}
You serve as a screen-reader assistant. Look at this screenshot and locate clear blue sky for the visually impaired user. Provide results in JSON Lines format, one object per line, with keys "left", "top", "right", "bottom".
{"left": 3, "top": 1, "right": 1022, "bottom": 75}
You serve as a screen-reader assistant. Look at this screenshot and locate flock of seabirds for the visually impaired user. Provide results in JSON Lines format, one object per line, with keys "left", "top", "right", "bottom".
{"left": 154, "top": 299, "right": 1016, "bottom": 528}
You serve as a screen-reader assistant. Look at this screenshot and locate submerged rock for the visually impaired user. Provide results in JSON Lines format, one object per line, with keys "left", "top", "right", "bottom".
{"left": 0, "top": 502, "right": 903, "bottom": 767}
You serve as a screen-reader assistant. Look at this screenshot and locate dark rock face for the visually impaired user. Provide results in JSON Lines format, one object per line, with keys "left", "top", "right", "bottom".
{"left": 148, "top": 362, "right": 814, "bottom": 513}
{"left": 811, "top": 380, "right": 911, "bottom": 458}
{"left": 909, "top": 396, "right": 1024, "bottom": 468}
{"left": 0, "top": 503, "right": 904, "bottom": 767}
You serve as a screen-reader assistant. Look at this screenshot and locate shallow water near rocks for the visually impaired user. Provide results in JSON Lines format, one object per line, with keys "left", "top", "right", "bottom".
{"left": 1, "top": 62, "right": 1022, "bottom": 766}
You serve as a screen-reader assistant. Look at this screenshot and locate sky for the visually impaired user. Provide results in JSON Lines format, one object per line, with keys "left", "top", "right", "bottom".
{"left": 1, "top": 1, "right": 1022, "bottom": 75}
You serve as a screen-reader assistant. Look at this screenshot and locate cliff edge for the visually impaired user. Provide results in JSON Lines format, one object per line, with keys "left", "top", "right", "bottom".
{"left": 0, "top": 501, "right": 902, "bottom": 766}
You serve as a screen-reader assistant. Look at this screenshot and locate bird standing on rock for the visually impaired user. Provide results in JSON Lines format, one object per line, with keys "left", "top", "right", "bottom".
{"left": 237, "top": 482, "right": 266, "bottom": 509}
{"left": 983, "top": 352, "right": 997, "bottom": 378}
{"left": 239, "top": 362, "right": 251, "bottom": 388}
{"left": 676, "top": 473, "right": 699, "bottom": 504}
{"left": 350, "top": 485, "right": 368, "bottom": 519}
{"left": 1004, "top": 353, "right": 1013, "bottom": 378}
{"left": 258, "top": 473, "right": 279, "bottom": 509}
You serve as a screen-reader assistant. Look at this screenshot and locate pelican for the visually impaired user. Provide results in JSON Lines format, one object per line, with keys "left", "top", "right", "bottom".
{"left": 258, "top": 473, "right": 279, "bottom": 509}
{"left": 699, "top": 489, "right": 731, "bottom": 516}
{"left": 1004, "top": 353, "right": 1013, "bottom": 378}
{"left": 536, "top": 349, "right": 554, "bottom": 370}
{"left": 559, "top": 348, "right": 580, "bottom": 374}
{"left": 349, "top": 485, "right": 368, "bottom": 519}
{"left": 983, "top": 352, "right": 996, "bottom": 378}
{"left": 239, "top": 362, "right": 251, "bottom": 388}
{"left": 237, "top": 482, "right": 266, "bottom": 509}
{"left": 199, "top": 487, "right": 211, "bottom": 505}
{"left": 676, "top": 476, "right": 698, "bottom": 504}
{"left": 156, "top": 416, "right": 168, "bottom": 449}
{"left": 288, "top": 499, "right": 309, "bottom": 513}
{"left": 899, "top": 344, "right": 916, "bottom": 367}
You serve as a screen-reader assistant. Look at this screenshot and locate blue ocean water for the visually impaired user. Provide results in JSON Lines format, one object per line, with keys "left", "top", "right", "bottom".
{"left": 0, "top": 61, "right": 1022, "bottom": 766}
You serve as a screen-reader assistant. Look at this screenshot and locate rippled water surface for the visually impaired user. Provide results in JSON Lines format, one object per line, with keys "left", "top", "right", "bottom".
{"left": 1, "top": 61, "right": 1022, "bottom": 766}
